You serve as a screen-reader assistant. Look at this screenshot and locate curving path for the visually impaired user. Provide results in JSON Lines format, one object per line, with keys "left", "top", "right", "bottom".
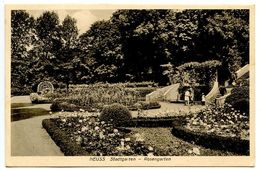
{"left": 11, "top": 96, "right": 63, "bottom": 156}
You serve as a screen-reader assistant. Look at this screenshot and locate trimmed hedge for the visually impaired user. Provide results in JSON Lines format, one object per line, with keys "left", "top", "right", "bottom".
{"left": 50, "top": 100, "right": 79, "bottom": 112}
{"left": 171, "top": 119, "right": 249, "bottom": 155}
{"left": 100, "top": 103, "right": 132, "bottom": 126}
{"left": 42, "top": 119, "right": 89, "bottom": 156}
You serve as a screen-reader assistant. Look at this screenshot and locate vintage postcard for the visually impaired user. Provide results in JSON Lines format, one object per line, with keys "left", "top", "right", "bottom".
{"left": 5, "top": 4, "right": 255, "bottom": 167}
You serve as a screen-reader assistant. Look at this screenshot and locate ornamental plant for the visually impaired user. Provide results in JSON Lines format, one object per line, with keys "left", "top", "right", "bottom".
{"left": 100, "top": 103, "right": 132, "bottom": 126}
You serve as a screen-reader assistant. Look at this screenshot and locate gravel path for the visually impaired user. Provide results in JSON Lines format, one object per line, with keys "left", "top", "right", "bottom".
{"left": 11, "top": 115, "right": 64, "bottom": 156}
{"left": 11, "top": 96, "right": 63, "bottom": 156}
{"left": 10, "top": 96, "right": 204, "bottom": 156}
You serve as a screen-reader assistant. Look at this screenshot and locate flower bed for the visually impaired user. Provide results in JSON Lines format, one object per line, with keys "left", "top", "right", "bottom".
{"left": 43, "top": 115, "right": 158, "bottom": 156}
{"left": 50, "top": 100, "right": 161, "bottom": 113}
{"left": 171, "top": 104, "right": 249, "bottom": 155}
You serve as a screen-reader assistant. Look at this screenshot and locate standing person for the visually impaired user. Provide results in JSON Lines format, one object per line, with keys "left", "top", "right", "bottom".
{"left": 201, "top": 93, "right": 206, "bottom": 105}
{"left": 184, "top": 89, "right": 190, "bottom": 105}
{"left": 189, "top": 87, "right": 194, "bottom": 105}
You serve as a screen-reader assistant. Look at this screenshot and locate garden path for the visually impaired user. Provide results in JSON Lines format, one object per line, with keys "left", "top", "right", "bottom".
{"left": 10, "top": 96, "right": 204, "bottom": 156}
{"left": 11, "top": 96, "right": 63, "bottom": 156}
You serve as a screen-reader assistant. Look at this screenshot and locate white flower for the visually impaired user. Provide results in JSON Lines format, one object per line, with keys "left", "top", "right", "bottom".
{"left": 125, "top": 137, "right": 131, "bottom": 142}
{"left": 113, "top": 129, "right": 119, "bottom": 133}
{"left": 192, "top": 147, "right": 200, "bottom": 155}
{"left": 95, "top": 126, "right": 100, "bottom": 131}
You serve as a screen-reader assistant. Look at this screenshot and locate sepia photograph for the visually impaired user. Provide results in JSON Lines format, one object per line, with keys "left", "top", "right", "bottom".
{"left": 5, "top": 4, "right": 255, "bottom": 166}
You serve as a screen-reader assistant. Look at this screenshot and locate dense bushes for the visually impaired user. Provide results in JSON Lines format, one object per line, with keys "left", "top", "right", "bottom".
{"left": 50, "top": 100, "right": 78, "bottom": 112}
{"left": 100, "top": 103, "right": 132, "bottom": 126}
{"left": 11, "top": 86, "right": 33, "bottom": 96}
{"left": 225, "top": 85, "right": 249, "bottom": 114}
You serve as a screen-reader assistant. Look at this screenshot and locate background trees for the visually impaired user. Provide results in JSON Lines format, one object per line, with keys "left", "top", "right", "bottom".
{"left": 11, "top": 9, "right": 249, "bottom": 94}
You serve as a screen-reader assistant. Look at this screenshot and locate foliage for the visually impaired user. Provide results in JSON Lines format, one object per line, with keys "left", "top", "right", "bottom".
{"left": 48, "top": 115, "right": 156, "bottom": 156}
{"left": 172, "top": 120, "right": 249, "bottom": 155}
{"left": 50, "top": 100, "right": 78, "bottom": 112}
{"left": 100, "top": 103, "right": 132, "bottom": 126}
{"left": 11, "top": 86, "right": 33, "bottom": 96}
{"left": 225, "top": 85, "right": 249, "bottom": 114}
{"left": 42, "top": 119, "right": 89, "bottom": 156}
{"left": 162, "top": 60, "right": 221, "bottom": 86}
{"left": 11, "top": 9, "right": 249, "bottom": 91}
{"left": 185, "top": 103, "right": 249, "bottom": 140}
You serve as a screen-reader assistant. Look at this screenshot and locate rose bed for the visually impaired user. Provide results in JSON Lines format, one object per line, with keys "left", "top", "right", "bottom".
{"left": 42, "top": 116, "right": 158, "bottom": 156}
{"left": 171, "top": 105, "right": 250, "bottom": 155}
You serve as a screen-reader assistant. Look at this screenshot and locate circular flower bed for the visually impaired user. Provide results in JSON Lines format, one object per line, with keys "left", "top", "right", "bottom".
{"left": 185, "top": 103, "right": 249, "bottom": 140}
{"left": 53, "top": 114, "right": 156, "bottom": 156}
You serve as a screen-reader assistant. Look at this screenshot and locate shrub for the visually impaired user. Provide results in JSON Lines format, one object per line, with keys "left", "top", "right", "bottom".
{"left": 11, "top": 86, "right": 33, "bottom": 96}
{"left": 100, "top": 103, "right": 132, "bottom": 126}
{"left": 225, "top": 85, "right": 249, "bottom": 114}
{"left": 50, "top": 100, "right": 78, "bottom": 112}
{"left": 50, "top": 100, "right": 62, "bottom": 111}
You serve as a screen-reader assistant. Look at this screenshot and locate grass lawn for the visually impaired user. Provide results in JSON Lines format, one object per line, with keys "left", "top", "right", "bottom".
{"left": 11, "top": 103, "right": 34, "bottom": 108}
{"left": 11, "top": 108, "right": 49, "bottom": 121}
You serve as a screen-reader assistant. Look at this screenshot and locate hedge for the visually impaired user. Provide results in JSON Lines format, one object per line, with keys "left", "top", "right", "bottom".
{"left": 171, "top": 120, "right": 249, "bottom": 155}
{"left": 42, "top": 119, "right": 89, "bottom": 156}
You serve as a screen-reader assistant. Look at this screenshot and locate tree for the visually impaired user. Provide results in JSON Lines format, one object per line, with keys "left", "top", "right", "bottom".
{"left": 78, "top": 20, "right": 123, "bottom": 83}
{"left": 11, "top": 10, "right": 35, "bottom": 93}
